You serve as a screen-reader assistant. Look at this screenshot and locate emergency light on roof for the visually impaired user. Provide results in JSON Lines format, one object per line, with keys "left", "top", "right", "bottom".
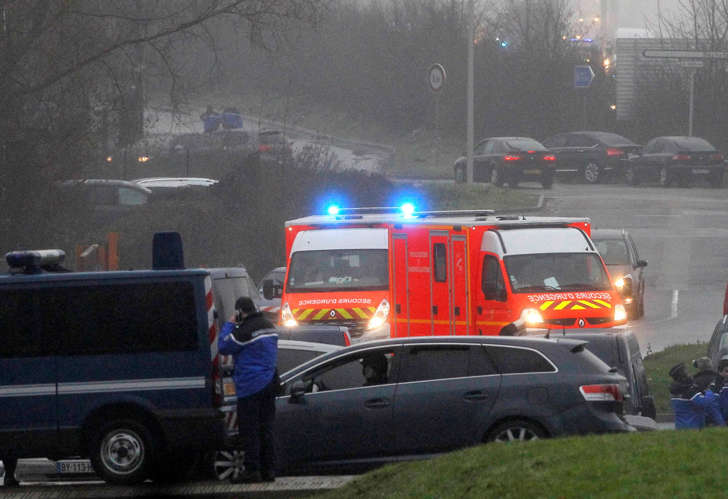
{"left": 400, "top": 203, "right": 416, "bottom": 218}
{"left": 6, "top": 249, "right": 66, "bottom": 273}
{"left": 327, "top": 205, "right": 340, "bottom": 216}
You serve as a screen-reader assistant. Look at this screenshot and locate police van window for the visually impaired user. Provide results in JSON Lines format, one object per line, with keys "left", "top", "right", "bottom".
{"left": 487, "top": 346, "right": 555, "bottom": 373}
{"left": 433, "top": 243, "right": 447, "bottom": 282}
{"left": 0, "top": 289, "right": 47, "bottom": 358}
{"left": 41, "top": 281, "right": 198, "bottom": 355}
{"left": 482, "top": 255, "right": 506, "bottom": 301}
{"left": 400, "top": 346, "right": 469, "bottom": 382}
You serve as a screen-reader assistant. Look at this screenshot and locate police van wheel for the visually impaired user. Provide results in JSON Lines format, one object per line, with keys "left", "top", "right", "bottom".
{"left": 487, "top": 419, "right": 545, "bottom": 443}
{"left": 90, "top": 419, "right": 154, "bottom": 485}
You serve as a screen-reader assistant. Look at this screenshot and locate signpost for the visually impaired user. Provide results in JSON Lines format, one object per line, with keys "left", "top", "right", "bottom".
{"left": 641, "top": 49, "right": 728, "bottom": 136}
{"left": 428, "top": 64, "right": 446, "bottom": 176}
{"left": 574, "top": 65, "right": 595, "bottom": 129}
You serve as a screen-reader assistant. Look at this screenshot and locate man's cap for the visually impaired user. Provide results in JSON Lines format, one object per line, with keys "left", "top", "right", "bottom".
{"left": 235, "top": 296, "right": 257, "bottom": 314}
{"left": 669, "top": 362, "right": 687, "bottom": 379}
{"left": 693, "top": 356, "right": 712, "bottom": 371}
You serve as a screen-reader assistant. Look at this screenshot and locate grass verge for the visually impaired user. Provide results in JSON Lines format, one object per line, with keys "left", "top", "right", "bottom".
{"left": 319, "top": 428, "right": 728, "bottom": 498}
{"left": 643, "top": 342, "right": 709, "bottom": 414}
{"left": 410, "top": 182, "right": 540, "bottom": 212}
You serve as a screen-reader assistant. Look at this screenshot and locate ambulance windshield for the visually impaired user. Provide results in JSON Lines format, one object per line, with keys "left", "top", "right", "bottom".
{"left": 287, "top": 249, "right": 388, "bottom": 292}
{"left": 504, "top": 253, "right": 611, "bottom": 292}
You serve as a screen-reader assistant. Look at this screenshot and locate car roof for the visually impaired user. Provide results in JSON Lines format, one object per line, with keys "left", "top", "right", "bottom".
{"left": 58, "top": 179, "right": 152, "bottom": 194}
{"left": 133, "top": 177, "right": 218, "bottom": 188}
{"left": 208, "top": 267, "right": 250, "bottom": 278}
{"left": 0, "top": 268, "right": 209, "bottom": 284}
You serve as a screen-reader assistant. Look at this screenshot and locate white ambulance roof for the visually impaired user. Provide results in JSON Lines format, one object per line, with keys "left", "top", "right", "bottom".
{"left": 291, "top": 228, "right": 388, "bottom": 252}
{"left": 285, "top": 213, "right": 589, "bottom": 228}
{"left": 483, "top": 227, "right": 594, "bottom": 256}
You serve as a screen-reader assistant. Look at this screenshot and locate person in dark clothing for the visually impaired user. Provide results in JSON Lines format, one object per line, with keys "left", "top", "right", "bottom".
{"left": 2, "top": 456, "right": 18, "bottom": 487}
{"left": 218, "top": 296, "right": 278, "bottom": 484}
{"left": 692, "top": 357, "right": 725, "bottom": 427}
{"left": 717, "top": 356, "right": 728, "bottom": 420}
{"left": 362, "top": 354, "right": 388, "bottom": 386}
{"left": 669, "top": 362, "right": 719, "bottom": 429}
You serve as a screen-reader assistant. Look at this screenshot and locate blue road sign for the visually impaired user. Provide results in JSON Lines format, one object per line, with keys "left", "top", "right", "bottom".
{"left": 574, "top": 65, "right": 595, "bottom": 89}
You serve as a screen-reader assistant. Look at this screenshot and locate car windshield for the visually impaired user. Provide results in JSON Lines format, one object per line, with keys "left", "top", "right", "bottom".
{"left": 504, "top": 253, "right": 611, "bottom": 292}
{"left": 504, "top": 138, "right": 546, "bottom": 151}
{"left": 287, "top": 249, "right": 388, "bottom": 292}
{"left": 594, "top": 238, "right": 631, "bottom": 266}
{"left": 672, "top": 137, "right": 715, "bottom": 151}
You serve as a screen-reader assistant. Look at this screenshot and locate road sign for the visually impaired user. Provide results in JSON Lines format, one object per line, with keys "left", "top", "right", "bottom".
{"left": 428, "top": 64, "right": 446, "bottom": 92}
{"left": 642, "top": 49, "right": 728, "bottom": 60}
{"left": 574, "top": 65, "right": 595, "bottom": 89}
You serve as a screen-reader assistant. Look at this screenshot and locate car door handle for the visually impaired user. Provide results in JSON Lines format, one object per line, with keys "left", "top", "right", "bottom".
{"left": 364, "top": 398, "right": 391, "bottom": 409}
{"left": 463, "top": 391, "right": 488, "bottom": 401}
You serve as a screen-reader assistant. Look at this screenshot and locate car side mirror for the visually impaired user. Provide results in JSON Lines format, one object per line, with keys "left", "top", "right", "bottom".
{"left": 289, "top": 380, "right": 306, "bottom": 403}
{"left": 636, "top": 259, "right": 648, "bottom": 268}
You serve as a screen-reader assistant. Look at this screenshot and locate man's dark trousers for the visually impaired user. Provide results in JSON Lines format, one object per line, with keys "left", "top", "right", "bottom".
{"left": 237, "top": 378, "right": 277, "bottom": 474}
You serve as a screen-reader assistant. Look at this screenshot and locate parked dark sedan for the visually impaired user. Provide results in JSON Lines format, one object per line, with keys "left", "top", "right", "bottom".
{"left": 592, "top": 229, "right": 648, "bottom": 319}
{"left": 624, "top": 136, "right": 724, "bottom": 187}
{"left": 542, "top": 131, "right": 640, "bottom": 184}
{"left": 272, "top": 336, "right": 632, "bottom": 474}
{"left": 452, "top": 137, "right": 556, "bottom": 188}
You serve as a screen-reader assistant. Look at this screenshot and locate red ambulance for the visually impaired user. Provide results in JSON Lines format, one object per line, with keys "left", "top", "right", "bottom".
{"left": 279, "top": 207, "right": 626, "bottom": 339}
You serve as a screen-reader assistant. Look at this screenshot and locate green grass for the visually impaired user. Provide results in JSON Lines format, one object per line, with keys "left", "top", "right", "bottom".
{"left": 411, "top": 182, "right": 539, "bottom": 212}
{"left": 643, "top": 343, "right": 709, "bottom": 414}
{"left": 320, "top": 428, "right": 728, "bottom": 498}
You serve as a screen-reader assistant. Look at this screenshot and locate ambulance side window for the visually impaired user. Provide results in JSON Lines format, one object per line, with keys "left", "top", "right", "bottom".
{"left": 482, "top": 255, "right": 506, "bottom": 301}
{"left": 433, "top": 243, "right": 447, "bottom": 282}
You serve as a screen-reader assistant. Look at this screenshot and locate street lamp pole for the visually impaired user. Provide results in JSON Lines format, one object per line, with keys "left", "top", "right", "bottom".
{"left": 466, "top": 0, "right": 475, "bottom": 184}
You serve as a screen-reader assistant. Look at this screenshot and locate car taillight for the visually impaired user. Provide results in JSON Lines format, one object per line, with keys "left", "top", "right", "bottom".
{"left": 259, "top": 144, "right": 272, "bottom": 152}
{"left": 543, "top": 154, "right": 556, "bottom": 161}
{"left": 711, "top": 153, "right": 724, "bottom": 161}
{"left": 672, "top": 154, "right": 691, "bottom": 161}
{"left": 580, "top": 384, "right": 623, "bottom": 402}
{"left": 504, "top": 154, "right": 521, "bottom": 161}
{"left": 606, "top": 148, "right": 624, "bottom": 157}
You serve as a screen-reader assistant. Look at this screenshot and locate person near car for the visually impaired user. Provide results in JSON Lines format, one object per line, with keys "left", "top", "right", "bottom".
{"left": 362, "top": 353, "right": 388, "bottom": 386}
{"left": 218, "top": 296, "right": 278, "bottom": 483}
{"left": 669, "top": 362, "right": 718, "bottom": 430}
{"left": 200, "top": 105, "right": 220, "bottom": 133}
{"left": 1, "top": 456, "right": 18, "bottom": 487}
{"left": 691, "top": 357, "right": 726, "bottom": 427}
{"left": 716, "top": 357, "right": 728, "bottom": 420}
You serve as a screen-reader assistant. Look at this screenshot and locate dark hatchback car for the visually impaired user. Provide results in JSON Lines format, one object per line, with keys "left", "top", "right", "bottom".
{"left": 625, "top": 136, "right": 724, "bottom": 187}
{"left": 542, "top": 131, "right": 640, "bottom": 184}
{"left": 452, "top": 136, "right": 556, "bottom": 188}
{"left": 273, "top": 336, "right": 632, "bottom": 474}
{"left": 592, "top": 229, "right": 648, "bottom": 319}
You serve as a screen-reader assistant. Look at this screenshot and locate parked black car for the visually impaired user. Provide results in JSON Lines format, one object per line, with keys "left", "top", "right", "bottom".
{"left": 592, "top": 229, "right": 648, "bottom": 319}
{"left": 452, "top": 137, "right": 556, "bottom": 188}
{"left": 541, "top": 330, "right": 655, "bottom": 419}
{"left": 273, "top": 336, "right": 632, "bottom": 474}
{"left": 624, "top": 136, "right": 724, "bottom": 187}
{"left": 542, "top": 131, "right": 640, "bottom": 184}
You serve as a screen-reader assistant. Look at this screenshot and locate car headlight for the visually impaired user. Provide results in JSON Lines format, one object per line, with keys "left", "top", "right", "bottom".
{"left": 521, "top": 308, "right": 544, "bottom": 326}
{"left": 614, "top": 277, "right": 625, "bottom": 289}
{"left": 281, "top": 303, "right": 298, "bottom": 327}
{"left": 368, "top": 299, "right": 390, "bottom": 330}
{"left": 614, "top": 303, "right": 627, "bottom": 322}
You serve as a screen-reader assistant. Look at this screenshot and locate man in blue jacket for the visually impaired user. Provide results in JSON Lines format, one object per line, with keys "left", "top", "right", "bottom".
{"left": 218, "top": 297, "right": 278, "bottom": 483}
{"left": 669, "top": 362, "right": 719, "bottom": 429}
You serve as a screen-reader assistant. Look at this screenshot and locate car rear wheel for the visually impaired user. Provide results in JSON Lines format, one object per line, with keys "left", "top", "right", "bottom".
{"left": 678, "top": 175, "right": 692, "bottom": 187}
{"left": 659, "top": 167, "right": 671, "bottom": 187}
{"left": 583, "top": 162, "right": 601, "bottom": 183}
{"left": 491, "top": 166, "right": 504, "bottom": 187}
{"left": 541, "top": 172, "right": 553, "bottom": 189}
{"left": 487, "top": 419, "right": 545, "bottom": 443}
{"left": 212, "top": 449, "right": 245, "bottom": 481}
{"left": 454, "top": 166, "right": 465, "bottom": 183}
{"left": 89, "top": 419, "right": 155, "bottom": 485}
{"left": 625, "top": 166, "right": 640, "bottom": 186}
{"left": 710, "top": 169, "right": 724, "bottom": 188}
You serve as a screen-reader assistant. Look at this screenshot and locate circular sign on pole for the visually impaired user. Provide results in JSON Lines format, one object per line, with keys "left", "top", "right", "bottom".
{"left": 428, "top": 64, "right": 446, "bottom": 93}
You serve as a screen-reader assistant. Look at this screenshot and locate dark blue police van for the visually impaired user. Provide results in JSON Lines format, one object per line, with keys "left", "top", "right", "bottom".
{"left": 0, "top": 248, "right": 226, "bottom": 485}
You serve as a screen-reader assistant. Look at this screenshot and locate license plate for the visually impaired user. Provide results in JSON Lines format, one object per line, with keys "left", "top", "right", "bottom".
{"left": 524, "top": 169, "right": 541, "bottom": 174}
{"left": 56, "top": 460, "right": 93, "bottom": 474}
{"left": 692, "top": 168, "right": 710, "bottom": 174}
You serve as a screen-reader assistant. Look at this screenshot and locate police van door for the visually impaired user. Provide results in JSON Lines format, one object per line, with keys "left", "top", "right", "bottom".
{"left": 0, "top": 288, "right": 58, "bottom": 453}
{"left": 430, "top": 231, "right": 452, "bottom": 334}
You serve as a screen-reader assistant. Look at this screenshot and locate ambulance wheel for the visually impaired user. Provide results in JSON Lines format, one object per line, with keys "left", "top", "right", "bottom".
{"left": 583, "top": 161, "right": 601, "bottom": 183}
{"left": 491, "top": 166, "right": 505, "bottom": 187}
{"left": 659, "top": 167, "right": 671, "bottom": 187}
{"left": 487, "top": 419, "right": 545, "bottom": 443}
{"left": 90, "top": 419, "right": 155, "bottom": 485}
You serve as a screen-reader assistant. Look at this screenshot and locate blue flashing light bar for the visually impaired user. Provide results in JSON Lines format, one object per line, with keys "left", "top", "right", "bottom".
{"left": 400, "top": 203, "right": 416, "bottom": 218}
{"left": 327, "top": 205, "right": 340, "bottom": 216}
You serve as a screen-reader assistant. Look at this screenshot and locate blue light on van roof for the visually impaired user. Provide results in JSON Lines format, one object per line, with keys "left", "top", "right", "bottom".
{"left": 400, "top": 203, "right": 416, "bottom": 218}
{"left": 327, "top": 205, "right": 340, "bottom": 216}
